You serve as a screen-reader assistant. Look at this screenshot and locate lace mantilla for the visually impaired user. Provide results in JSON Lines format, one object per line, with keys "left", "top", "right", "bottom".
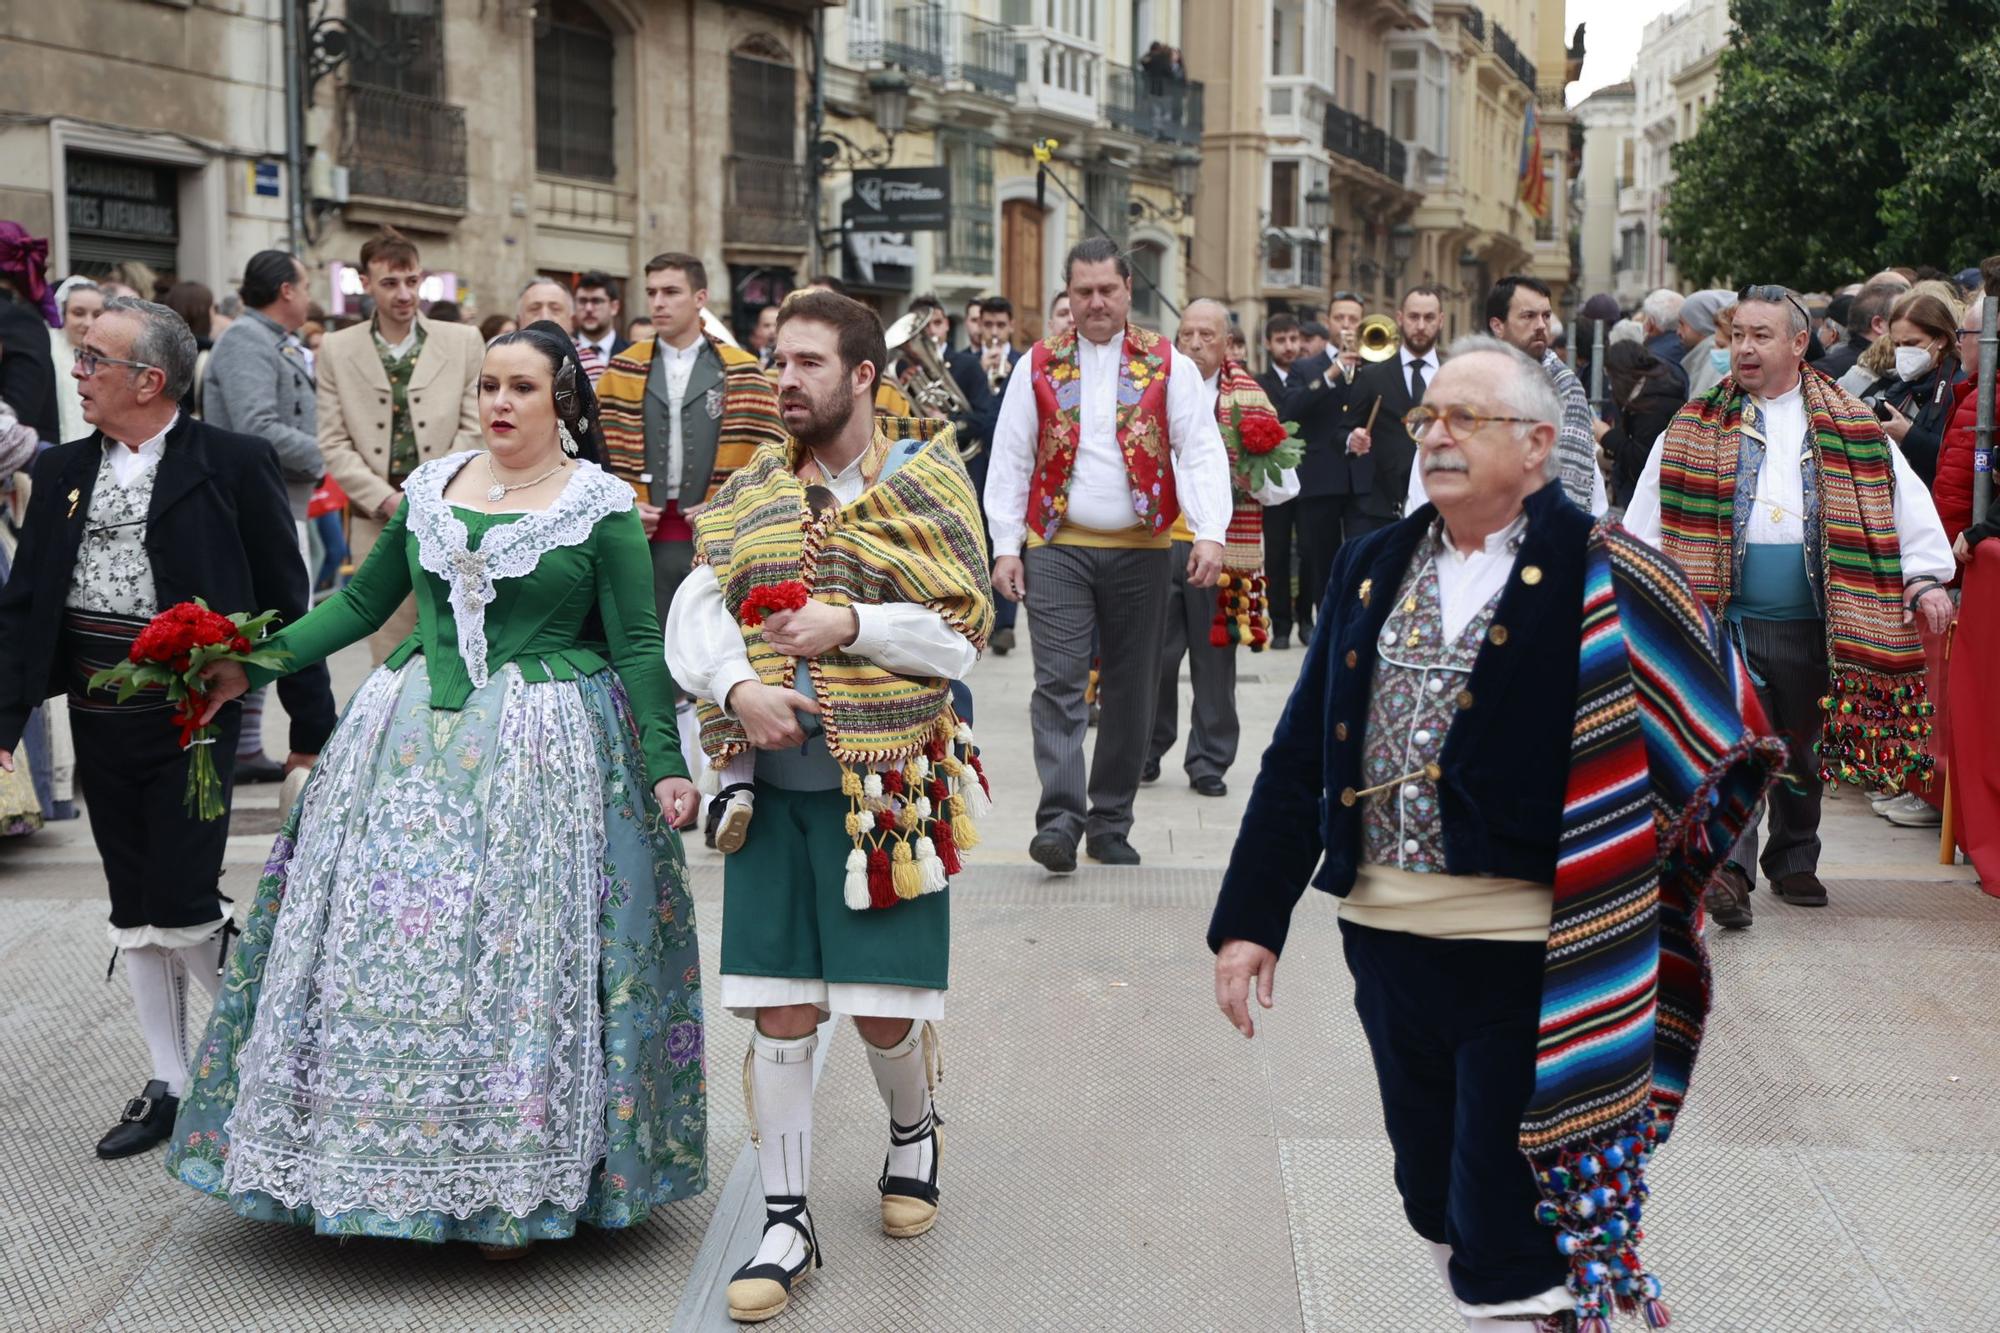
{"left": 403, "top": 455, "right": 634, "bottom": 688}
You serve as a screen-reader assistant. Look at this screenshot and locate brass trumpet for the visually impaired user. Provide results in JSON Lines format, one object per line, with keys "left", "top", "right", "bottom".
{"left": 1357, "top": 314, "right": 1400, "bottom": 363}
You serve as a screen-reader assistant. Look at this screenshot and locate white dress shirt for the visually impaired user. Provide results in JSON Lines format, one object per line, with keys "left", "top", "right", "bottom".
{"left": 105, "top": 414, "right": 175, "bottom": 487}
{"left": 1622, "top": 382, "right": 1954, "bottom": 584}
{"left": 581, "top": 330, "right": 617, "bottom": 366}
{"left": 1434, "top": 512, "right": 1528, "bottom": 640}
{"left": 664, "top": 444, "right": 981, "bottom": 714}
{"left": 984, "top": 332, "right": 1234, "bottom": 557}
{"left": 657, "top": 335, "right": 704, "bottom": 503}
{"left": 1200, "top": 370, "right": 1300, "bottom": 508}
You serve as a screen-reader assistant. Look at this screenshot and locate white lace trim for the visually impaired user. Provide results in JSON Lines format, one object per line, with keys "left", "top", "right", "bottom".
{"left": 402, "top": 456, "right": 634, "bottom": 688}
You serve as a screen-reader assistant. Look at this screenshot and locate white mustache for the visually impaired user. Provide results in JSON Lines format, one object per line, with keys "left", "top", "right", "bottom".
{"left": 1422, "top": 452, "right": 1470, "bottom": 475}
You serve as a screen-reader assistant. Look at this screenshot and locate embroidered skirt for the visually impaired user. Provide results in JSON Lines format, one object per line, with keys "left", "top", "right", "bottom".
{"left": 167, "top": 658, "right": 707, "bottom": 1243}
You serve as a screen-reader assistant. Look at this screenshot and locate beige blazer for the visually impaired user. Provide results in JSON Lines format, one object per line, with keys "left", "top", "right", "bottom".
{"left": 317, "top": 315, "right": 484, "bottom": 516}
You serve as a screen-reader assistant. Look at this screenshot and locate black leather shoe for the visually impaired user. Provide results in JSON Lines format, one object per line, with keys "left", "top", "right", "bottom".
{"left": 97, "top": 1080, "right": 178, "bottom": 1159}
{"left": 233, "top": 756, "right": 284, "bottom": 785}
{"left": 1029, "top": 831, "right": 1077, "bottom": 873}
{"left": 1086, "top": 834, "right": 1142, "bottom": 866}
{"left": 1774, "top": 871, "right": 1829, "bottom": 907}
{"left": 1191, "top": 775, "right": 1227, "bottom": 797}
{"left": 990, "top": 628, "right": 1015, "bottom": 656}
{"left": 1703, "top": 863, "right": 1754, "bottom": 930}
{"left": 1141, "top": 759, "right": 1161, "bottom": 784}
{"left": 1271, "top": 631, "right": 1292, "bottom": 650}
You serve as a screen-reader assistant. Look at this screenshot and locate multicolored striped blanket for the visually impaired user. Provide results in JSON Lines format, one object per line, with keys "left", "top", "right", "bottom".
{"left": 595, "top": 332, "right": 785, "bottom": 503}
{"left": 1523, "top": 524, "right": 1782, "bottom": 1330}
{"left": 1656, "top": 367, "right": 1931, "bottom": 791}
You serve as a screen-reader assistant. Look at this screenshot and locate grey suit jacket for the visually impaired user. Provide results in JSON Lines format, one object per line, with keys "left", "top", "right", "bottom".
{"left": 202, "top": 309, "right": 320, "bottom": 518}
{"left": 643, "top": 340, "right": 725, "bottom": 506}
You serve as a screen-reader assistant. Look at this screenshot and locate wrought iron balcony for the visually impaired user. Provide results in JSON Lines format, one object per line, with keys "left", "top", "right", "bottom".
{"left": 956, "top": 14, "right": 1019, "bottom": 98}
{"left": 341, "top": 83, "right": 468, "bottom": 211}
{"left": 1460, "top": 4, "right": 1486, "bottom": 43}
{"left": 1493, "top": 22, "right": 1537, "bottom": 89}
{"left": 1324, "top": 104, "right": 1406, "bottom": 185}
{"left": 1105, "top": 63, "right": 1205, "bottom": 146}
{"left": 725, "top": 155, "right": 811, "bottom": 248}
{"left": 880, "top": 2, "right": 948, "bottom": 80}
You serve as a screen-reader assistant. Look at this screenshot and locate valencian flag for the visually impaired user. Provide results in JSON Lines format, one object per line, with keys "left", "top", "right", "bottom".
{"left": 1518, "top": 102, "right": 1549, "bottom": 218}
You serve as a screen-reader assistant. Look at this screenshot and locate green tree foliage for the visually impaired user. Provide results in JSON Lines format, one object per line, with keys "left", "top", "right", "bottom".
{"left": 1666, "top": 0, "right": 2000, "bottom": 288}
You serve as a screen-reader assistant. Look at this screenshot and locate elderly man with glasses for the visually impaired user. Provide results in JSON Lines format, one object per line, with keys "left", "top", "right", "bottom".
{"left": 0, "top": 295, "right": 335, "bottom": 1161}
{"left": 1624, "top": 283, "right": 1954, "bottom": 928}
{"left": 1212, "top": 334, "right": 1779, "bottom": 1332}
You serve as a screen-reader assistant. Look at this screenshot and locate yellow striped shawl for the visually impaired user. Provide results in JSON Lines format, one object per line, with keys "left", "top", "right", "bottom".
{"left": 595, "top": 333, "right": 785, "bottom": 503}
{"left": 691, "top": 417, "right": 994, "bottom": 769}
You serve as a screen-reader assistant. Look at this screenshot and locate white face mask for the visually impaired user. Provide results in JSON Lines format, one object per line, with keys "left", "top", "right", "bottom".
{"left": 1893, "top": 345, "right": 1935, "bottom": 381}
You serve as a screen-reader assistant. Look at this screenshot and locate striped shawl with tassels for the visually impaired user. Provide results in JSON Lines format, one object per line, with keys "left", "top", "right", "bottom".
{"left": 1523, "top": 524, "right": 1783, "bottom": 1331}
{"left": 1656, "top": 368, "right": 1933, "bottom": 792}
{"left": 595, "top": 333, "right": 785, "bottom": 502}
{"left": 1212, "top": 359, "right": 1278, "bottom": 651}
{"left": 691, "top": 418, "right": 994, "bottom": 911}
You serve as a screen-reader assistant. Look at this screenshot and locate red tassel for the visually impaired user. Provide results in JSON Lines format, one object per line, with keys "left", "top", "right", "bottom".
{"left": 969, "top": 751, "right": 991, "bottom": 797}
{"left": 932, "top": 820, "right": 962, "bottom": 875}
{"left": 867, "top": 849, "right": 895, "bottom": 909}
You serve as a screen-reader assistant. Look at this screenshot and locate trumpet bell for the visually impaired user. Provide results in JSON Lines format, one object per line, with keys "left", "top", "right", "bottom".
{"left": 884, "top": 302, "right": 982, "bottom": 461}
{"left": 1357, "top": 314, "right": 1400, "bottom": 363}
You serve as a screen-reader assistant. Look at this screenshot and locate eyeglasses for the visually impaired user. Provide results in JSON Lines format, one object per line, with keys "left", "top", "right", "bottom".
{"left": 1403, "top": 405, "right": 1541, "bottom": 438}
{"left": 1955, "top": 327, "right": 1980, "bottom": 341}
{"left": 1330, "top": 291, "right": 1365, "bottom": 305}
{"left": 1736, "top": 284, "right": 1814, "bottom": 330}
{"left": 74, "top": 349, "right": 158, "bottom": 378}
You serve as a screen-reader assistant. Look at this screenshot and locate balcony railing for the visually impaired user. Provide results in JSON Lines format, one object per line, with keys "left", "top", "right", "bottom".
{"left": 1324, "top": 104, "right": 1407, "bottom": 186}
{"left": 1460, "top": 4, "right": 1486, "bottom": 43}
{"left": 1492, "top": 22, "right": 1537, "bottom": 88}
{"left": 1013, "top": 30, "right": 1101, "bottom": 122}
{"left": 1105, "top": 64, "right": 1205, "bottom": 145}
{"left": 725, "top": 155, "right": 811, "bottom": 248}
{"left": 882, "top": 2, "right": 948, "bottom": 80}
{"left": 342, "top": 83, "right": 468, "bottom": 211}
{"left": 956, "top": 14, "right": 1019, "bottom": 98}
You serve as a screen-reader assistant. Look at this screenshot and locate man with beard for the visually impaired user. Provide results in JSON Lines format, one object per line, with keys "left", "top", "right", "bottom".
{"left": 665, "top": 289, "right": 992, "bottom": 1324}
{"left": 572, "top": 270, "right": 631, "bottom": 378}
{"left": 985, "top": 237, "right": 1234, "bottom": 871}
{"left": 1407, "top": 276, "right": 1605, "bottom": 515}
{"left": 1340, "top": 285, "right": 1447, "bottom": 541}
{"left": 1256, "top": 313, "right": 1309, "bottom": 647}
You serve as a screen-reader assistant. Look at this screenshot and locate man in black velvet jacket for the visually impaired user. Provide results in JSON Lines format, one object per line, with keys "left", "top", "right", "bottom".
{"left": 0, "top": 296, "right": 335, "bottom": 1160}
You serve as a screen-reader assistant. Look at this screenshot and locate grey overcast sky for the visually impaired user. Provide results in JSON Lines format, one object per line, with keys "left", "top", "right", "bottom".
{"left": 1566, "top": 0, "right": 1685, "bottom": 103}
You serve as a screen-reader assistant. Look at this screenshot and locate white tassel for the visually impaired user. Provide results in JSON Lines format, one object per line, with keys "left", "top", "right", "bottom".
{"left": 954, "top": 723, "right": 974, "bottom": 746}
{"left": 961, "top": 770, "right": 993, "bottom": 819}
{"left": 863, "top": 772, "right": 884, "bottom": 804}
{"left": 916, "top": 837, "right": 949, "bottom": 892}
{"left": 842, "top": 848, "right": 870, "bottom": 910}
{"left": 914, "top": 756, "right": 931, "bottom": 779}
{"left": 916, "top": 795, "right": 932, "bottom": 819}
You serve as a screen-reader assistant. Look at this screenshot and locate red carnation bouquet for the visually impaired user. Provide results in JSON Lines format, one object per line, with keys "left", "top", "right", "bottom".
{"left": 87, "top": 599, "right": 286, "bottom": 820}
{"left": 1224, "top": 406, "right": 1303, "bottom": 494}
{"left": 739, "top": 579, "right": 812, "bottom": 627}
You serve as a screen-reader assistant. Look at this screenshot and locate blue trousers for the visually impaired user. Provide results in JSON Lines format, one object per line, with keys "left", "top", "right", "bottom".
{"left": 1340, "top": 920, "right": 1570, "bottom": 1307}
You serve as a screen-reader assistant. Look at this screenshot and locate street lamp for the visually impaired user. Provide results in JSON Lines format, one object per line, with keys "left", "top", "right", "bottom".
{"left": 868, "top": 70, "right": 911, "bottom": 142}
{"left": 817, "top": 69, "right": 915, "bottom": 171}
{"left": 1304, "top": 186, "right": 1333, "bottom": 232}
{"left": 1171, "top": 150, "right": 1201, "bottom": 209}
{"left": 1390, "top": 222, "right": 1417, "bottom": 266}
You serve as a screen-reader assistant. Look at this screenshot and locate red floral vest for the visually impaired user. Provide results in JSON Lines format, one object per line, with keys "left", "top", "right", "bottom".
{"left": 1025, "top": 325, "right": 1177, "bottom": 542}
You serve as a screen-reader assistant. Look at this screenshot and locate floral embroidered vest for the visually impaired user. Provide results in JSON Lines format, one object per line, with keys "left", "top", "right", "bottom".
{"left": 1025, "top": 325, "right": 1176, "bottom": 541}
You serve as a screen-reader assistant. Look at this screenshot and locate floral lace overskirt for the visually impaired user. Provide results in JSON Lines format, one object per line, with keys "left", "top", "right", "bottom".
{"left": 166, "top": 659, "right": 706, "bottom": 1244}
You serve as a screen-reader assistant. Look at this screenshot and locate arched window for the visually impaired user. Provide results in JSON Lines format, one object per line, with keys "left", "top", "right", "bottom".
{"left": 536, "top": 0, "right": 617, "bottom": 181}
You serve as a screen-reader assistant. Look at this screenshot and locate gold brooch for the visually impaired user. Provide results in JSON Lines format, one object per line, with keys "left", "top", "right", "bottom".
{"left": 1358, "top": 578, "right": 1372, "bottom": 606}
{"left": 67, "top": 488, "right": 80, "bottom": 519}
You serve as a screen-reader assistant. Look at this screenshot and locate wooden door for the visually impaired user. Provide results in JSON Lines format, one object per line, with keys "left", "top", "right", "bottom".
{"left": 1002, "top": 199, "right": 1045, "bottom": 342}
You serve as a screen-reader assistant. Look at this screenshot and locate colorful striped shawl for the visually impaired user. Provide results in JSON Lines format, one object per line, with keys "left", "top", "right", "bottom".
{"left": 1656, "top": 368, "right": 1932, "bottom": 791}
{"left": 1524, "top": 524, "right": 1782, "bottom": 1330}
{"left": 595, "top": 333, "right": 785, "bottom": 503}
{"left": 690, "top": 418, "right": 994, "bottom": 770}
{"left": 1213, "top": 360, "right": 1276, "bottom": 650}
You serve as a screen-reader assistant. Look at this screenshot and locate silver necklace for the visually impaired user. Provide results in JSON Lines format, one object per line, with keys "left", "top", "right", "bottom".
{"left": 485, "top": 453, "right": 566, "bottom": 502}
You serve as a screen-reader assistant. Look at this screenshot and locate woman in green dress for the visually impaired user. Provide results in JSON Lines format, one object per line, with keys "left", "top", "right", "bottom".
{"left": 168, "top": 323, "right": 706, "bottom": 1248}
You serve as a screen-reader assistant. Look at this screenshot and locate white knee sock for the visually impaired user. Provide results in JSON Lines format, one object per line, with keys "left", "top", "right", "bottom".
{"left": 747, "top": 1028, "right": 817, "bottom": 1272}
{"left": 863, "top": 1021, "right": 936, "bottom": 1187}
{"left": 1425, "top": 1240, "right": 1454, "bottom": 1295}
{"left": 170, "top": 923, "right": 229, "bottom": 1002}
{"left": 123, "top": 947, "right": 189, "bottom": 1095}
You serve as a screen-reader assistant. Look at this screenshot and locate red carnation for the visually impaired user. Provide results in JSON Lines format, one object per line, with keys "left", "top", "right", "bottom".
{"left": 739, "top": 580, "right": 812, "bottom": 627}
{"left": 1239, "top": 413, "right": 1288, "bottom": 456}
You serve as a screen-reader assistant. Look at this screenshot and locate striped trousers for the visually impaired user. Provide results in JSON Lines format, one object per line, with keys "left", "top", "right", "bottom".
{"left": 1022, "top": 543, "right": 1172, "bottom": 844}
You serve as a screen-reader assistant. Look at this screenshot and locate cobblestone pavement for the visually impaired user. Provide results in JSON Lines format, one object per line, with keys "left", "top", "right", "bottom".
{"left": 1, "top": 628, "right": 1993, "bottom": 1331}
